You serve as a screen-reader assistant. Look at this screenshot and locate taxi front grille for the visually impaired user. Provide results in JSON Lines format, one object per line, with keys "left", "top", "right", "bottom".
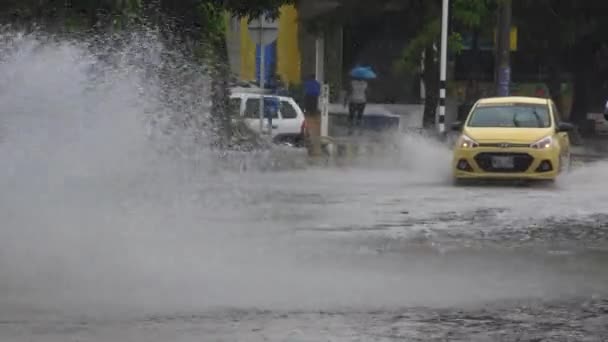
{"left": 478, "top": 143, "right": 530, "bottom": 148}
{"left": 474, "top": 152, "right": 534, "bottom": 173}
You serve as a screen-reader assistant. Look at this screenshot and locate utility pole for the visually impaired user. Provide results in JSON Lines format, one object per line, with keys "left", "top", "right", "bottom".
{"left": 496, "top": 0, "right": 512, "bottom": 96}
{"left": 438, "top": 0, "right": 449, "bottom": 134}
{"left": 258, "top": 14, "right": 266, "bottom": 135}
{"left": 248, "top": 13, "right": 278, "bottom": 142}
{"left": 316, "top": 35, "right": 327, "bottom": 137}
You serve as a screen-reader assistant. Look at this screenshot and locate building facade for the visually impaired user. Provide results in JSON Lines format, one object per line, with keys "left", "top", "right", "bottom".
{"left": 225, "top": 5, "right": 302, "bottom": 87}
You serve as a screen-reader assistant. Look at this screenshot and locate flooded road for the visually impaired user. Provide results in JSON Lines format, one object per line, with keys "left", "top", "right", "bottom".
{"left": 1, "top": 30, "right": 608, "bottom": 341}
{"left": 2, "top": 162, "right": 608, "bottom": 341}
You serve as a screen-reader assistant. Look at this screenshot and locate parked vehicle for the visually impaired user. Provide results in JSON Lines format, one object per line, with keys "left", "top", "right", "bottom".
{"left": 229, "top": 91, "right": 307, "bottom": 147}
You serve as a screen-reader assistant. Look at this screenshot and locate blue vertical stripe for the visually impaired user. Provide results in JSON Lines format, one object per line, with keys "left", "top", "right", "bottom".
{"left": 256, "top": 41, "right": 277, "bottom": 86}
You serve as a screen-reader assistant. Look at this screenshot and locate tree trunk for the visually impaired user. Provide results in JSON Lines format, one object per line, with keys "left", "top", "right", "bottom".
{"left": 422, "top": 43, "right": 439, "bottom": 128}
{"left": 571, "top": 67, "right": 592, "bottom": 124}
{"left": 546, "top": 61, "right": 562, "bottom": 112}
{"left": 210, "top": 36, "right": 233, "bottom": 149}
{"left": 495, "top": 0, "right": 512, "bottom": 96}
{"left": 471, "top": 29, "right": 481, "bottom": 80}
{"left": 569, "top": 39, "right": 594, "bottom": 124}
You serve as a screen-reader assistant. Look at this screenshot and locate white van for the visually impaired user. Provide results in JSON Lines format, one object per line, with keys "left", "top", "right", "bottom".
{"left": 229, "top": 91, "right": 307, "bottom": 147}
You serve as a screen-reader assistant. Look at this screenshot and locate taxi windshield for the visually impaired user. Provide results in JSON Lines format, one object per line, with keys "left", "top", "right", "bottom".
{"left": 467, "top": 103, "right": 551, "bottom": 128}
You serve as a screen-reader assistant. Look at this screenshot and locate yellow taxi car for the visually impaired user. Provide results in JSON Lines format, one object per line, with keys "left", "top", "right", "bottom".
{"left": 451, "top": 96, "right": 573, "bottom": 183}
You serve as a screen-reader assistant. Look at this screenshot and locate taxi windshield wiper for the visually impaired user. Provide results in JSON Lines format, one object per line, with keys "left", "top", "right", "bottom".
{"left": 531, "top": 109, "right": 543, "bottom": 127}
{"left": 513, "top": 112, "right": 520, "bottom": 127}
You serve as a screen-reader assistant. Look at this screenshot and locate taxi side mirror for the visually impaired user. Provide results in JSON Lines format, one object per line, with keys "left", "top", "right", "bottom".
{"left": 451, "top": 121, "right": 463, "bottom": 131}
{"left": 557, "top": 122, "right": 574, "bottom": 132}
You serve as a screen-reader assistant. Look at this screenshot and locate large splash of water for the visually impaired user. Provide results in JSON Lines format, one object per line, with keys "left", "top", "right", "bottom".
{"left": 0, "top": 28, "right": 253, "bottom": 316}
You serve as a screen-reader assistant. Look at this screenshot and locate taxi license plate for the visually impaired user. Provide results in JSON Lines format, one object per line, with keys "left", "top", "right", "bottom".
{"left": 491, "top": 156, "right": 514, "bottom": 169}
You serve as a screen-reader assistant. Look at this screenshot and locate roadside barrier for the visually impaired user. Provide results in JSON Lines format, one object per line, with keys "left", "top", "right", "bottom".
{"left": 305, "top": 135, "right": 398, "bottom": 165}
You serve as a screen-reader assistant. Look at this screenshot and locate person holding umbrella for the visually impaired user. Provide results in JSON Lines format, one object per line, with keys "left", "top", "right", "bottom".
{"left": 345, "top": 65, "right": 376, "bottom": 133}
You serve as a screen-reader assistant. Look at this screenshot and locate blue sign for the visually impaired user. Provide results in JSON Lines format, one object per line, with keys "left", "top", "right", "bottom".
{"left": 255, "top": 41, "right": 276, "bottom": 86}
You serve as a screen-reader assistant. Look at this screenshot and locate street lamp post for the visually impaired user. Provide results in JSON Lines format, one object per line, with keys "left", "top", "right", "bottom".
{"left": 496, "top": 0, "right": 512, "bottom": 97}
{"left": 438, "top": 0, "right": 449, "bottom": 134}
{"left": 248, "top": 14, "right": 278, "bottom": 141}
{"left": 258, "top": 14, "right": 266, "bottom": 134}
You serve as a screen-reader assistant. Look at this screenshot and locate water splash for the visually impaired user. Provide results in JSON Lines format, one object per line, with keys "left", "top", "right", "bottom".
{"left": 0, "top": 28, "right": 240, "bottom": 316}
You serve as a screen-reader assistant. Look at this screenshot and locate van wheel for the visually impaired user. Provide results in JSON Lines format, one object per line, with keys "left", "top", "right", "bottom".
{"left": 274, "top": 136, "right": 298, "bottom": 147}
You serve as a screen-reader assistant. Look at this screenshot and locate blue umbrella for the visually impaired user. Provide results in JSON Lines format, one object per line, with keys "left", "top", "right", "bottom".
{"left": 350, "top": 66, "right": 377, "bottom": 80}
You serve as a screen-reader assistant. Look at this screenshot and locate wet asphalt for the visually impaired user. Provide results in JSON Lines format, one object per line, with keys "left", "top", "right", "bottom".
{"left": 1, "top": 150, "right": 608, "bottom": 341}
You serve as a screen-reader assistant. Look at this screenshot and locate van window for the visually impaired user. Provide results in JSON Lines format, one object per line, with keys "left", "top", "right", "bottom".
{"left": 280, "top": 100, "right": 298, "bottom": 119}
{"left": 244, "top": 98, "right": 279, "bottom": 119}
{"left": 229, "top": 98, "right": 241, "bottom": 116}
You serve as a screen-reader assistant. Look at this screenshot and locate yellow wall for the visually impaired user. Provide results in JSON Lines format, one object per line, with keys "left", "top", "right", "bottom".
{"left": 238, "top": 5, "right": 301, "bottom": 84}
{"left": 239, "top": 18, "right": 256, "bottom": 81}
{"left": 510, "top": 26, "right": 518, "bottom": 51}
{"left": 493, "top": 26, "right": 518, "bottom": 51}
{"left": 276, "top": 5, "right": 301, "bottom": 85}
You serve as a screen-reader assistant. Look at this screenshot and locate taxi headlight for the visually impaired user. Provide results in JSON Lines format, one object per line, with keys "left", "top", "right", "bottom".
{"left": 530, "top": 136, "right": 553, "bottom": 149}
{"left": 458, "top": 134, "right": 479, "bottom": 149}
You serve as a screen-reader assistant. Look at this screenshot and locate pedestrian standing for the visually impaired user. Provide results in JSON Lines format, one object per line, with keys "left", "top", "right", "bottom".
{"left": 345, "top": 76, "right": 369, "bottom": 130}
{"left": 302, "top": 74, "right": 322, "bottom": 156}
{"left": 263, "top": 96, "right": 278, "bottom": 128}
{"left": 303, "top": 74, "right": 321, "bottom": 117}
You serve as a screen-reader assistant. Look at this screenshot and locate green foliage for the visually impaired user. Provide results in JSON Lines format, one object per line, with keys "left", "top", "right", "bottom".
{"left": 396, "top": 0, "right": 494, "bottom": 74}
{"left": 449, "top": 32, "right": 465, "bottom": 55}
{"left": 223, "top": 0, "right": 294, "bottom": 19}
{"left": 452, "top": 0, "right": 494, "bottom": 29}
{"left": 0, "top": 0, "right": 293, "bottom": 29}
{"left": 397, "top": 29, "right": 464, "bottom": 74}
{"left": 397, "top": 18, "right": 440, "bottom": 73}
{"left": 517, "top": 0, "right": 608, "bottom": 50}
{"left": 198, "top": 2, "right": 225, "bottom": 48}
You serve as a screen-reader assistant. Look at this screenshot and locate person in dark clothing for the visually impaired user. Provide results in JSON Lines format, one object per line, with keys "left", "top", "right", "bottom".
{"left": 263, "top": 96, "right": 278, "bottom": 127}
{"left": 303, "top": 74, "right": 321, "bottom": 116}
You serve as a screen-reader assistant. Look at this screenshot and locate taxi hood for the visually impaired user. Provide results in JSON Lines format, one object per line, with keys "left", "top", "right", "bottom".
{"left": 463, "top": 127, "right": 554, "bottom": 143}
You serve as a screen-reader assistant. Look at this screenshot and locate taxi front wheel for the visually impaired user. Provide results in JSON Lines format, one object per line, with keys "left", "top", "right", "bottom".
{"left": 560, "top": 154, "right": 572, "bottom": 174}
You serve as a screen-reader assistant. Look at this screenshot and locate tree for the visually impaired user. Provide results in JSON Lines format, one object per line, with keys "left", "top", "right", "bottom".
{"left": 515, "top": 1, "right": 608, "bottom": 123}
{"left": 398, "top": 0, "right": 495, "bottom": 128}
{"left": 0, "top": 0, "right": 142, "bottom": 29}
